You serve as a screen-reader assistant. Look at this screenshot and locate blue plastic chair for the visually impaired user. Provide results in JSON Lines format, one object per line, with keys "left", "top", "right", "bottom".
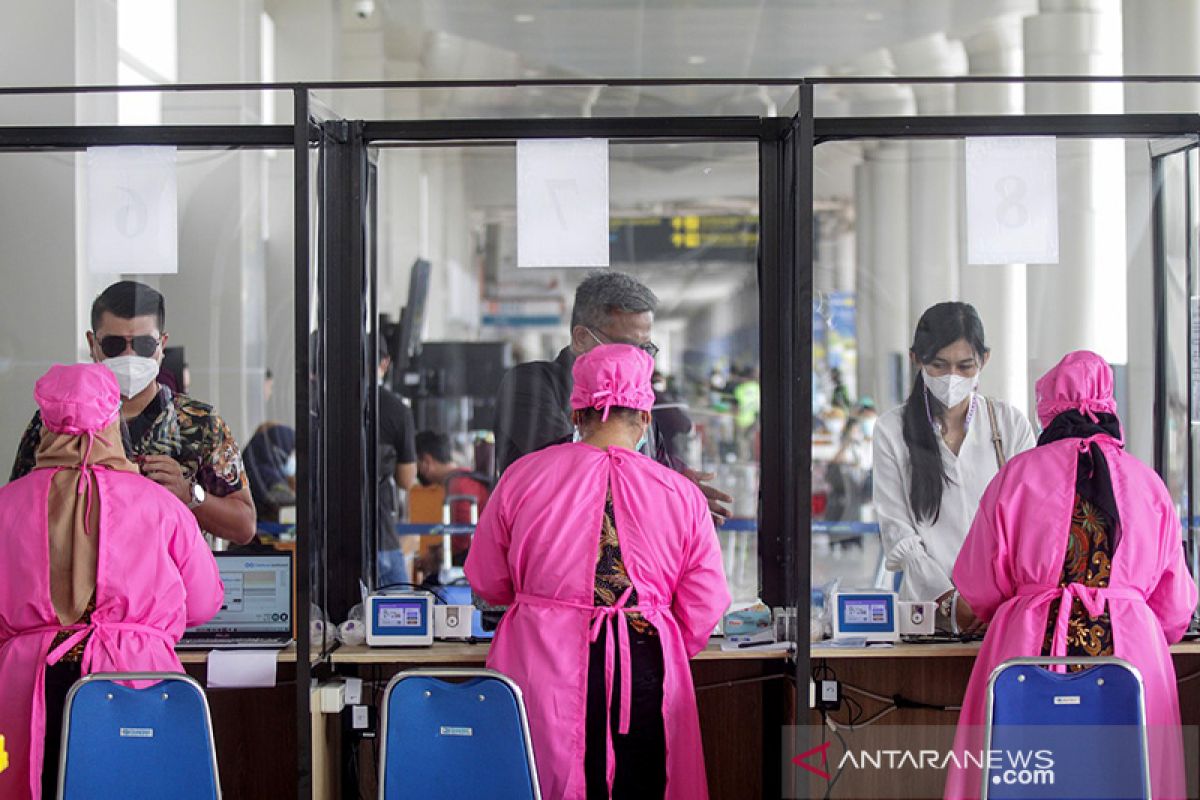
{"left": 982, "top": 657, "right": 1150, "bottom": 800}
{"left": 378, "top": 668, "right": 540, "bottom": 800}
{"left": 57, "top": 672, "right": 221, "bottom": 800}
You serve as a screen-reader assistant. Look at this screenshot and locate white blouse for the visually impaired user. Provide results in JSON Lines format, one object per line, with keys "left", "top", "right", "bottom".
{"left": 871, "top": 395, "right": 1037, "bottom": 602}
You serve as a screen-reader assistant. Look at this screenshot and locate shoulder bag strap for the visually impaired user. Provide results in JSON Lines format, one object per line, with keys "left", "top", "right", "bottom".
{"left": 985, "top": 397, "right": 1006, "bottom": 470}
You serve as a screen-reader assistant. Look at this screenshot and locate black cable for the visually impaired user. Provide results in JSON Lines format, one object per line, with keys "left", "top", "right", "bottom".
{"left": 825, "top": 723, "right": 848, "bottom": 798}
{"left": 374, "top": 581, "right": 449, "bottom": 604}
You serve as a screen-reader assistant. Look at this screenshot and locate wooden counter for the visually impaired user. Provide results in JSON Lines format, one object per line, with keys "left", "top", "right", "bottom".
{"left": 175, "top": 642, "right": 299, "bottom": 664}
{"left": 809, "top": 639, "right": 1200, "bottom": 660}
{"left": 329, "top": 638, "right": 792, "bottom": 664}
{"left": 798, "top": 639, "right": 1200, "bottom": 798}
{"left": 321, "top": 637, "right": 793, "bottom": 800}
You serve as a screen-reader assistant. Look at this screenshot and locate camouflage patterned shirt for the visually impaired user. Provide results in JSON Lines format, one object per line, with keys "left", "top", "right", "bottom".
{"left": 9, "top": 384, "right": 247, "bottom": 499}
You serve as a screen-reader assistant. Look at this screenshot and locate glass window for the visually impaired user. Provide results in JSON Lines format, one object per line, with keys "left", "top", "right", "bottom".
{"left": 811, "top": 133, "right": 1197, "bottom": 605}
{"left": 368, "top": 139, "right": 762, "bottom": 605}
{"left": 0, "top": 141, "right": 294, "bottom": 546}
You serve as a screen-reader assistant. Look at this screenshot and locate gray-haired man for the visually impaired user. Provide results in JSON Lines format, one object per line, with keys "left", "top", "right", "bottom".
{"left": 493, "top": 271, "right": 732, "bottom": 522}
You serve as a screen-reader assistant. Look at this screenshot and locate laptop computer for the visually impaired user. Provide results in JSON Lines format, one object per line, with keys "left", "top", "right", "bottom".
{"left": 178, "top": 552, "right": 294, "bottom": 650}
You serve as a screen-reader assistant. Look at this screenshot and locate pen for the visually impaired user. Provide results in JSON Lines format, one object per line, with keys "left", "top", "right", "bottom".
{"left": 736, "top": 639, "right": 783, "bottom": 649}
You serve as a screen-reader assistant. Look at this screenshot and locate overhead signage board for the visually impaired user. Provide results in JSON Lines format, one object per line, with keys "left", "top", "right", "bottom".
{"left": 610, "top": 215, "right": 758, "bottom": 262}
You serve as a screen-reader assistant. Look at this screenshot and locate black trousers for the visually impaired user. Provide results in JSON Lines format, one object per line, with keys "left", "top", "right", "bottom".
{"left": 42, "top": 659, "right": 81, "bottom": 799}
{"left": 584, "top": 621, "right": 667, "bottom": 800}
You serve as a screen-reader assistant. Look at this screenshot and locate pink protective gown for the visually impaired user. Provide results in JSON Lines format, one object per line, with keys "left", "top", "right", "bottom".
{"left": 465, "top": 442, "right": 730, "bottom": 800}
{"left": 0, "top": 364, "right": 224, "bottom": 800}
{"left": 945, "top": 352, "right": 1197, "bottom": 799}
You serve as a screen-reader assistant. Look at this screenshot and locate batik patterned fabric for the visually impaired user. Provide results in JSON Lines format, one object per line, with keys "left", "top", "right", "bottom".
{"left": 594, "top": 490, "right": 654, "bottom": 635}
{"left": 1040, "top": 494, "right": 1115, "bottom": 668}
{"left": 11, "top": 385, "right": 246, "bottom": 498}
{"left": 48, "top": 596, "right": 95, "bottom": 663}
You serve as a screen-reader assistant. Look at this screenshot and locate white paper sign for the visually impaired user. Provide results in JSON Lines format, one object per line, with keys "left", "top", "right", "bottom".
{"left": 87, "top": 145, "right": 178, "bottom": 274}
{"left": 516, "top": 138, "right": 609, "bottom": 268}
{"left": 206, "top": 649, "right": 278, "bottom": 689}
{"left": 965, "top": 137, "right": 1059, "bottom": 265}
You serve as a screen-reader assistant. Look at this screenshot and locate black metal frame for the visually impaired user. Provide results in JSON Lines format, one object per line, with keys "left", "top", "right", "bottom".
{"left": 4, "top": 77, "right": 1200, "bottom": 800}
{"left": 309, "top": 89, "right": 1200, "bottom": 800}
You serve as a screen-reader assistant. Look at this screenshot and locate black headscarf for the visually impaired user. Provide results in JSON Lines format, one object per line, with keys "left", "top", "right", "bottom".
{"left": 1036, "top": 409, "right": 1123, "bottom": 550}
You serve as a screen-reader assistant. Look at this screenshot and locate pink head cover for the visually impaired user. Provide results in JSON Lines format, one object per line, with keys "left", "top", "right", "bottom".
{"left": 1034, "top": 350, "right": 1118, "bottom": 429}
{"left": 571, "top": 344, "right": 656, "bottom": 421}
{"left": 35, "top": 363, "right": 122, "bottom": 436}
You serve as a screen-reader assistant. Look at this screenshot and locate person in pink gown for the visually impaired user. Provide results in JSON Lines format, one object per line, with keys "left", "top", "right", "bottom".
{"left": 465, "top": 343, "right": 730, "bottom": 800}
{"left": 0, "top": 363, "right": 224, "bottom": 799}
{"left": 945, "top": 350, "right": 1197, "bottom": 799}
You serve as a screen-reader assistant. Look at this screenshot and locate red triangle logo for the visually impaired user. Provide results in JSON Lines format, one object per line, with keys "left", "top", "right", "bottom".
{"left": 792, "top": 740, "right": 832, "bottom": 780}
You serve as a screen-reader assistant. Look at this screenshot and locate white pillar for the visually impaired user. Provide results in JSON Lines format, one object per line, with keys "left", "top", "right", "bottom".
{"left": 841, "top": 50, "right": 915, "bottom": 409}
{"left": 892, "top": 34, "right": 967, "bottom": 326}
{"left": 1122, "top": 0, "right": 1200, "bottom": 465}
{"left": 0, "top": 2, "right": 117, "bottom": 458}
{"left": 160, "top": 0, "right": 266, "bottom": 441}
{"left": 1023, "top": 0, "right": 1126, "bottom": 408}
{"left": 956, "top": 15, "right": 1030, "bottom": 413}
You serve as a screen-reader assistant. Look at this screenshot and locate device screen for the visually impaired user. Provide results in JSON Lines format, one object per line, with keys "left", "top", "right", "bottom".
{"left": 838, "top": 594, "right": 893, "bottom": 633}
{"left": 374, "top": 598, "right": 429, "bottom": 636}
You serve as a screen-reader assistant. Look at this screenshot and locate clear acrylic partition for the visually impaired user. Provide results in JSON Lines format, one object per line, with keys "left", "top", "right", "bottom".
{"left": 0, "top": 87, "right": 293, "bottom": 128}
{"left": 310, "top": 82, "right": 796, "bottom": 122}
{"left": 1154, "top": 141, "right": 1200, "bottom": 587}
{"left": 812, "top": 79, "right": 1200, "bottom": 119}
{"left": 811, "top": 130, "right": 1200, "bottom": 606}
{"left": 0, "top": 143, "right": 295, "bottom": 514}
{"left": 368, "top": 137, "right": 762, "bottom": 606}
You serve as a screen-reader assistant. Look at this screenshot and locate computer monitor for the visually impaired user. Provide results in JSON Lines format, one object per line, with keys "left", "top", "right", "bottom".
{"left": 394, "top": 258, "right": 430, "bottom": 373}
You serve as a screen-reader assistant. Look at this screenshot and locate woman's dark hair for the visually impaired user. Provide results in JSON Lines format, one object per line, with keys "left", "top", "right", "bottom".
{"left": 902, "top": 302, "right": 989, "bottom": 524}
{"left": 577, "top": 406, "right": 644, "bottom": 427}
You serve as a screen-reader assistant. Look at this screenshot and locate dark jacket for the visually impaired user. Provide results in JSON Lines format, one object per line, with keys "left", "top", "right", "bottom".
{"left": 493, "top": 347, "right": 684, "bottom": 476}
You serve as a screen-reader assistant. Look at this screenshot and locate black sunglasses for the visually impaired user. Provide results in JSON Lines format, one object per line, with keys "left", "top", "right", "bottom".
{"left": 96, "top": 334, "right": 161, "bottom": 359}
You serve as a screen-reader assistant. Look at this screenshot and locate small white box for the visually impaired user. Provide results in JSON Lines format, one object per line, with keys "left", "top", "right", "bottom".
{"left": 898, "top": 601, "right": 937, "bottom": 636}
{"left": 434, "top": 605, "right": 474, "bottom": 640}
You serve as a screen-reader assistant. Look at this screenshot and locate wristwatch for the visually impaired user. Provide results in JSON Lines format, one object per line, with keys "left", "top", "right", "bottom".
{"left": 187, "top": 480, "right": 207, "bottom": 509}
{"left": 938, "top": 590, "right": 960, "bottom": 635}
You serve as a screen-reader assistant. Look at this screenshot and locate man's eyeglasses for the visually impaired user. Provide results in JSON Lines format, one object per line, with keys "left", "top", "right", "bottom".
{"left": 585, "top": 327, "right": 659, "bottom": 359}
{"left": 96, "top": 334, "right": 162, "bottom": 359}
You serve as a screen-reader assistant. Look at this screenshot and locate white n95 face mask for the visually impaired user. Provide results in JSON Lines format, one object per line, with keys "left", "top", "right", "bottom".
{"left": 923, "top": 370, "right": 976, "bottom": 409}
{"left": 103, "top": 355, "right": 159, "bottom": 398}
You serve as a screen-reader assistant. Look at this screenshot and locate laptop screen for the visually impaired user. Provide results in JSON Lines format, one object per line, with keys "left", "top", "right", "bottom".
{"left": 186, "top": 553, "right": 293, "bottom": 637}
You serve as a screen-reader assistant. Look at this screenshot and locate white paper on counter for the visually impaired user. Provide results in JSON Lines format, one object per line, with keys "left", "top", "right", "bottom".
{"left": 206, "top": 649, "right": 278, "bottom": 689}
{"left": 86, "top": 145, "right": 179, "bottom": 274}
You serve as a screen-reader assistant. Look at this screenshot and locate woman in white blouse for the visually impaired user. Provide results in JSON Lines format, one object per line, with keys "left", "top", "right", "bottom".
{"left": 872, "top": 302, "right": 1036, "bottom": 633}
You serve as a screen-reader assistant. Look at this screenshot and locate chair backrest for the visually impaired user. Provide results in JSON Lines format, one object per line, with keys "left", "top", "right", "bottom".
{"left": 378, "top": 668, "right": 540, "bottom": 800}
{"left": 982, "top": 657, "right": 1149, "bottom": 800}
{"left": 58, "top": 672, "right": 221, "bottom": 800}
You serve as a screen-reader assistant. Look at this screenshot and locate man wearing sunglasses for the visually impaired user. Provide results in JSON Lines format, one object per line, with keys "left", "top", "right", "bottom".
{"left": 494, "top": 270, "right": 733, "bottom": 525}
{"left": 10, "top": 281, "right": 256, "bottom": 545}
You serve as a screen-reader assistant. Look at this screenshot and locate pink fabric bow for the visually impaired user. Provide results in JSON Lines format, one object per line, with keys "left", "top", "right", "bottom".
{"left": 570, "top": 344, "right": 656, "bottom": 421}
{"left": 1019, "top": 583, "right": 1144, "bottom": 673}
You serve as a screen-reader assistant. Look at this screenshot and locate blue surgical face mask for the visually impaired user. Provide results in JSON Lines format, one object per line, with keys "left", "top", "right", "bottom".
{"left": 635, "top": 428, "right": 648, "bottom": 452}
{"left": 283, "top": 452, "right": 297, "bottom": 478}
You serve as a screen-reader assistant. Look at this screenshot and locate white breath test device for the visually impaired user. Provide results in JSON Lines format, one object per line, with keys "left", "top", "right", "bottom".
{"left": 365, "top": 592, "right": 435, "bottom": 647}
{"left": 830, "top": 590, "right": 900, "bottom": 643}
